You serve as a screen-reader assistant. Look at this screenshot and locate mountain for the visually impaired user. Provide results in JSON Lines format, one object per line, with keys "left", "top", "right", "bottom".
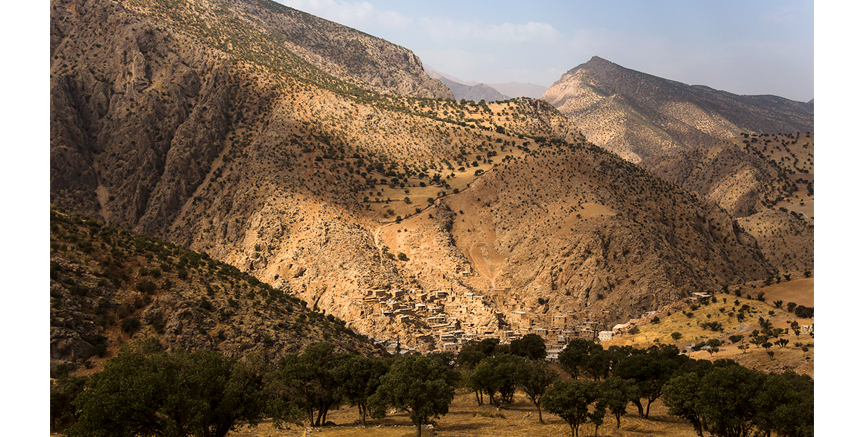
{"left": 424, "top": 67, "right": 548, "bottom": 100}
{"left": 424, "top": 66, "right": 478, "bottom": 86}
{"left": 542, "top": 56, "right": 814, "bottom": 162}
{"left": 425, "top": 68, "right": 510, "bottom": 102}
{"left": 641, "top": 132, "right": 814, "bottom": 275}
{"left": 52, "top": 0, "right": 781, "bottom": 354}
{"left": 437, "top": 76, "right": 511, "bottom": 102}
{"left": 488, "top": 82, "right": 548, "bottom": 99}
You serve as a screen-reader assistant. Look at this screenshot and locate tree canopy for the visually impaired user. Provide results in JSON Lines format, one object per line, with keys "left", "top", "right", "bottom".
{"left": 369, "top": 354, "right": 456, "bottom": 437}
{"left": 663, "top": 361, "right": 813, "bottom": 437}
{"left": 509, "top": 333, "right": 547, "bottom": 360}
{"left": 540, "top": 380, "right": 601, "bottom": 437}
{"left": 66, "top": 340, "right": 265, "bottom": 437}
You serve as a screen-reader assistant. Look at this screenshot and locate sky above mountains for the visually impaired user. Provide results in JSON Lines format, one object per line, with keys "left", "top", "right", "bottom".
{"left": 276, "top": 0, "right": 814, "bottom": 102}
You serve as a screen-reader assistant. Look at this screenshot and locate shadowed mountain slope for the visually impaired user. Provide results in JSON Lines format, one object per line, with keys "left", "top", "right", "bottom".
{"left": 49, "top": 208, "right": 378, "bottom": 375}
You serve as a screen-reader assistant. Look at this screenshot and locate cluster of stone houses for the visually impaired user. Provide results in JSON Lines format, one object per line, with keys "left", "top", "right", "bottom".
{"left": 358, "top": 287, "right": 613, "bottom": 359}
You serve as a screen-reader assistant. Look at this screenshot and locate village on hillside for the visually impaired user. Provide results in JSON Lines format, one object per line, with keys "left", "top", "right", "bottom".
{"left": 355, "top": 283, "right": 676, "bottom": 358}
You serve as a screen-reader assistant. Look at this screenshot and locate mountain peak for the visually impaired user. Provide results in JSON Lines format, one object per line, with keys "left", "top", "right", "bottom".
{"left": 562, "top": 56, "right": 619, "bottom": 79}
{"left": 587, "top": 55, "right": 612, "bottom": 64}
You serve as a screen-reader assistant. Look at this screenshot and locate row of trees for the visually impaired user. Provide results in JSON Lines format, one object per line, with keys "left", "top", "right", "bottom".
{"left": 51, "top": 339, "right": 454, "bottom": 437}
{"left": 52, "top": 336, "right": 813, "bottom": 437}
{"left": 454, "top": 337, "right": 812, "bottom": 437}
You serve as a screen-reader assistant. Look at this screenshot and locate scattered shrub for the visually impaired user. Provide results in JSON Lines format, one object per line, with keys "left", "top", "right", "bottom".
{"left": 121, "top": 317, "right": 141, "bottom": 334}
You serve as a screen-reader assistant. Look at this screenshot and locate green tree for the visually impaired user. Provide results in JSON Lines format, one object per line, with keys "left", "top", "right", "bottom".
{"left": 468, "top": 354, "right": 521, "bottom": 407}
{"left": 612, "top": 345, "right": 682, "bottom": 417}
{"left": 754, "top": 372, "right": 814, "bottom": 437}
{"left": 50, "top": 375, "right": 88, "bottom": 433}
{"left": 794, "top": 305, "right": 814, "bottom": 319}
{"left": 600, "top": 376, "right": 638, "bottom": 429}
{"left": 559, "top": 338, "right": 602, "bottom": 379}
{"left": 425, "top": 351, "right": 461, "bottom": 388}
{"left": 457, "top": 338, "right": 499, "bottom": 369}
{"left": 516, "top": 358, "right": 558, "bottom": 424}
{"left": 510, "top": 333, "right": 547, "bottom": 360}
{"left": 333, "top": 355, "right": 389, "bottom": 426}
{"left": 67, "top": 340, "right": 265, "bottom": 437}
{"left": 706, "top": 338, "right": 722, "bottom": 356}
{"left": 663, "top": 363, "right": 770, "bottom": 437}
{"left": 266, "top": 342, "right": 344, "bottom": 427}
{"left": 540, "top": 380, "right": 600, "bottom": 437}
{"left": 589, "top": 398, "right": 606, "bottom": 437}
{"left": 369, "top": 355, "right": 455, "bottom": 437}
{"left": 66, "top": 341, "right": 166, "bottom": 437}
{"left": 761, "top": 341, "right": 774, "bottom": 357}
{"left": 661, "top": 372, "right": 706, "bottom": 436}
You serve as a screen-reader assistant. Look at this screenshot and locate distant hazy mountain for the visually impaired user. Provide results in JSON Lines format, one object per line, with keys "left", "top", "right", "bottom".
{"left": 425, "top": 67, "right": 547, "bottom": 101}
{"left": 425, "top": 67, "right": 508, "bottom": 101}
{"left": 438, "top": 77, "right": 510, "bottom": 102}
{"left": 543, "top": 56, "right": 814, "bottom": 162}
{"left": 424, "top": 66, "right": 478, "bottom": 86}
{"left": 488, "top": 82, "right": 548, "bottom": 99}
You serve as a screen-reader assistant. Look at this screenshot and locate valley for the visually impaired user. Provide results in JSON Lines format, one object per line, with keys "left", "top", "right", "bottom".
{"left": 49, "top": 1, "right": 815, "bottom": 435}
{"left": 50, "top": 0, "right": 814, "bottom": 362}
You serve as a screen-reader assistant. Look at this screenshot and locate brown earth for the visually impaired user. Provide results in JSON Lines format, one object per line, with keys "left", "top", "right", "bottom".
{"left": 227, "top": 390, "right": 700, "bottom": 437}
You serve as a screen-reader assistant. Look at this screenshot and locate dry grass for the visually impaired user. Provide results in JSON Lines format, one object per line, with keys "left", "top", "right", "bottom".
{"left": 228, "top": 390, "right": 700, "bottom": 437}
{"left": 604, "top": 285, "right": 814, "bottom": 377}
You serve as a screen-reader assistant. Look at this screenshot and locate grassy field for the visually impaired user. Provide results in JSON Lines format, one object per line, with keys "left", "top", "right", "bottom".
{"left": 228, "top": 390, "right": 699, "bottom": 437}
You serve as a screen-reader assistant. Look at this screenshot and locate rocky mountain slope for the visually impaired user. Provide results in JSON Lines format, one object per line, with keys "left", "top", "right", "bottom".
{"left": 51, "top": 0, "right": 784, "bottom": 353}
{"left": 49, "top": 208, "right": 377, "bottom": 376}
{"left": 641, "top": 132, "right": 814, "bottom": 274}
{"left": 542, "top": 56, "right": 814, "bottom": 162}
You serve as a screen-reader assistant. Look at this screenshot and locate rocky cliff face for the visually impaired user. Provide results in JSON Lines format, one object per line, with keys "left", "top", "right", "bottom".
{"left": 542, "top": 56, "right": 814, "bottom": 162}
{"left": 51, "top": 0, "right": 786, "bottom": 354}
{"left": 230, "top": 0, "right": 453, "bottom": 99}
{"left": 51, "top": 0, "right": 238, "bottom": 231}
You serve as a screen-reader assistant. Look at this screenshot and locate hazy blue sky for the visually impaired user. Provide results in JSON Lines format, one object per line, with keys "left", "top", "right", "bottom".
{"left": 275, "top": 0, "right": 814, "bottom": 101}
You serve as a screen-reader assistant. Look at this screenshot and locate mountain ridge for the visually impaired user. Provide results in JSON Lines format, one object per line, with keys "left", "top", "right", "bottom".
{"left": 543, "top": 56, "right": 813, "bottom": 162}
